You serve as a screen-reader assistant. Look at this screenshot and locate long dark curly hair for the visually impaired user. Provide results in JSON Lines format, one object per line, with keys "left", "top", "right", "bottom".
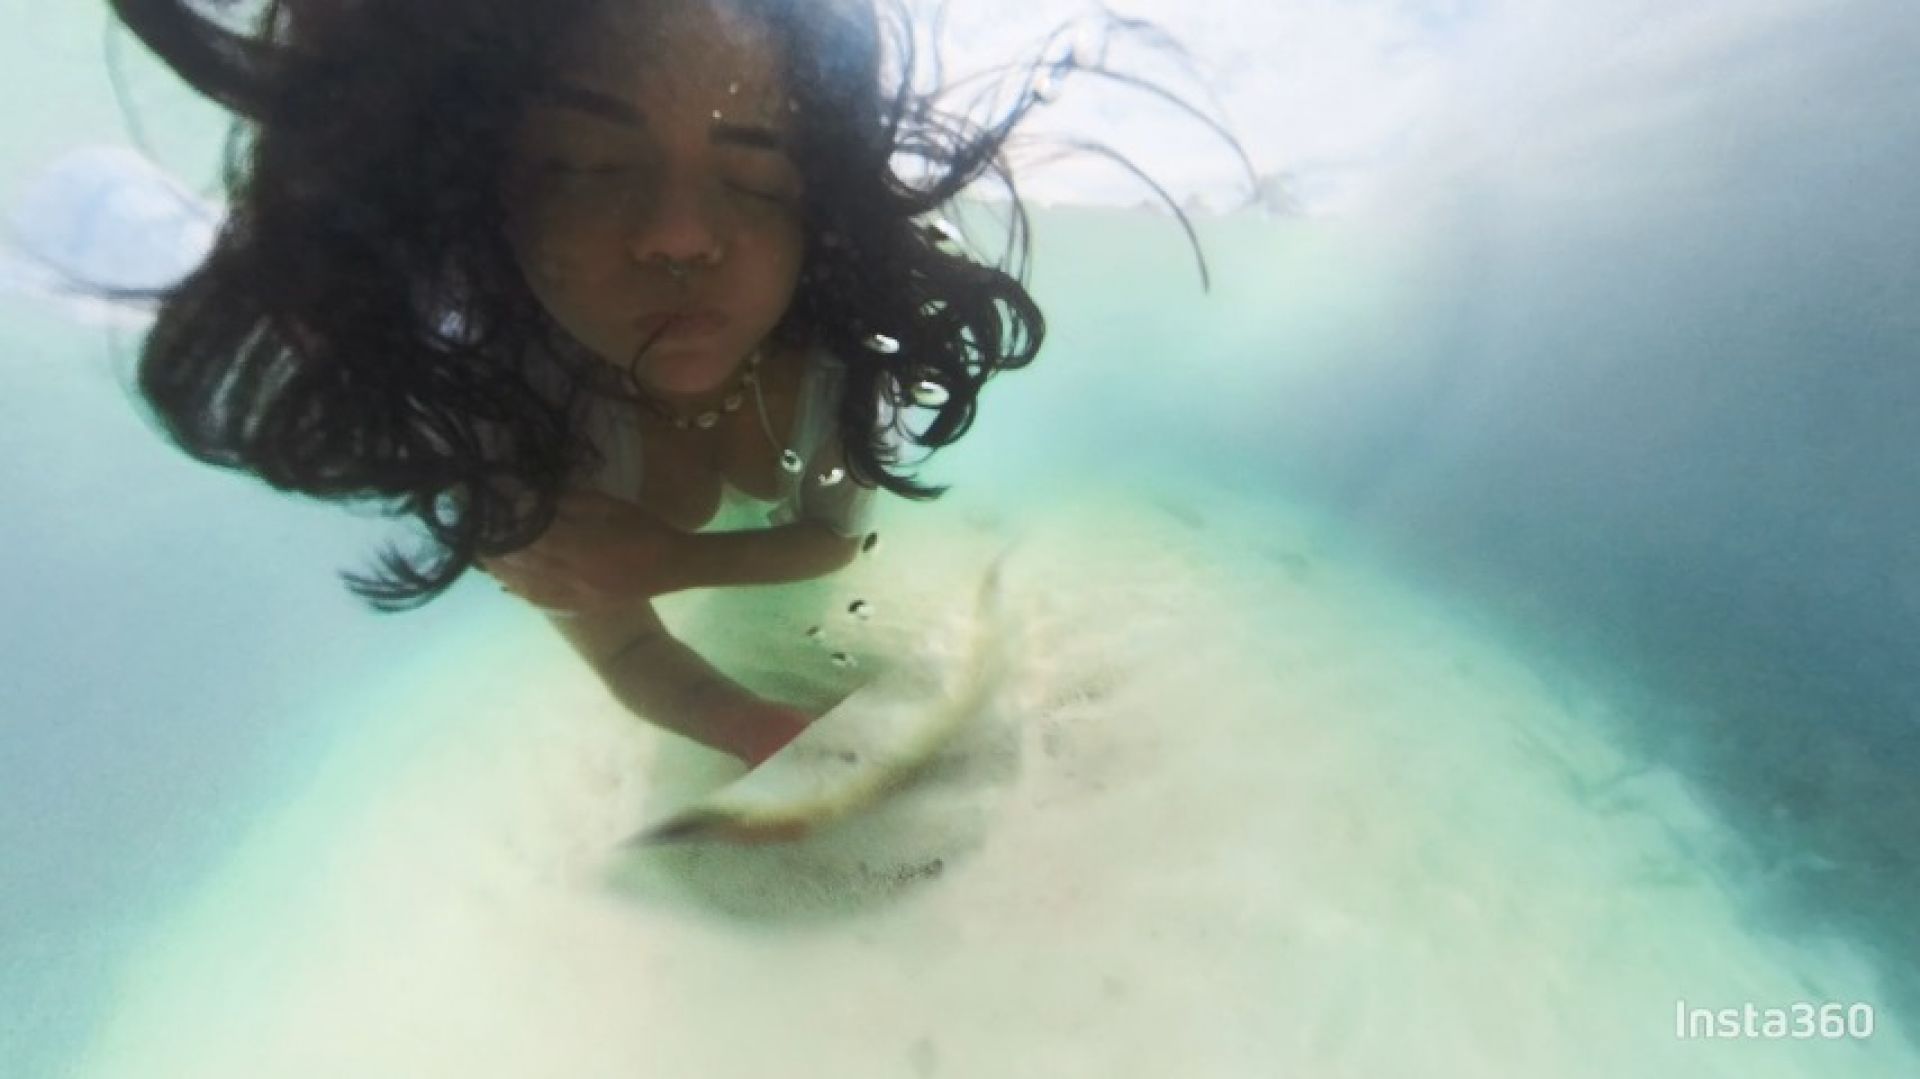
{"left": 102, "top": 0, "right": 1248, "bottom": 610}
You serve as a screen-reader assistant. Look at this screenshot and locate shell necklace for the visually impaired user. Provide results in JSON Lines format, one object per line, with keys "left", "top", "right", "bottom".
{"left": 645, "top": 347, "right": 765, "bottom": 431}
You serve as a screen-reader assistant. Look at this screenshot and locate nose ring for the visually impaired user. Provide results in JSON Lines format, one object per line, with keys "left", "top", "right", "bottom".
{"left": 653, "top": 251, "right": 718, "bottom": 286}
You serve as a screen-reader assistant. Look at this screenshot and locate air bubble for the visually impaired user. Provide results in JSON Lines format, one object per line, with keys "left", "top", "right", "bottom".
{"left": 781, "top": 449, "right": 804, "bottom": 474}
{"left": 817, "top": 467, "right": 845, "bottom": 487}
{"left": 849, "top": 600, "right": 872, "bottom": 620}
{"left": 867, "top": 333, "right": 901, "bottom": 355}
{"left": 910, "top": 380, "right": 950, "bottom": 408}
{"left": 831, "top": 652, "right": 856, "bottom": 669}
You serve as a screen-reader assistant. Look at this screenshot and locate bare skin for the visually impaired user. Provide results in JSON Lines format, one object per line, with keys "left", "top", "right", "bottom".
{"left": 620, "top": 335, "right": 811, "bottom": 533}
{"left": 483, "top": 0, "right": 861, "bottom": 766}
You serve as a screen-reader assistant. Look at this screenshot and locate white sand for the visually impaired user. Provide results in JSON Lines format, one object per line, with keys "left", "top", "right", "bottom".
{"left": 78, "top": 480, "right": 1915, "bottom": 1077}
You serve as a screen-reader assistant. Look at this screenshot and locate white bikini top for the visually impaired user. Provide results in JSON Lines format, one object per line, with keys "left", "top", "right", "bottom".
{"left": 571, "top": 343, "right": 882, "bottom": 539}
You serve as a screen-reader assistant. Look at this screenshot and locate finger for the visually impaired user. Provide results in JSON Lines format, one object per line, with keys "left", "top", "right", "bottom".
{"left": 502, "top": 558, "right": 605, "bottom": 609}
{"left": 555, "top": 488, "right": 620, "bottom": 524}
{"left": 481, "top": 553, "right": 546, "bottom": 575}
{"left": 487, "top": 559, "right": 558, "bottom": 596}
{"left": 488, "top": 540, "right": 578, "bottom": 579}
{"left": 506, "top": 546, "right": 571, "bottom": 574}
{"left": 478, "top": 559, "right": 524, "bottom": 589}
{"left": 539, "top": 524, "right": 615, "bottom": 567}
{"left": 528, "top": 578, "right": 616, "bottom": 614}
{"left": 507, "top": 576, "right": 588, "bottom": 612}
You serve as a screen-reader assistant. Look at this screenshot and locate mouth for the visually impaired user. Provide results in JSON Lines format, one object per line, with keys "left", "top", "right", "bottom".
{"left": 636, "top": 309, "right": 730, "bottom": 343}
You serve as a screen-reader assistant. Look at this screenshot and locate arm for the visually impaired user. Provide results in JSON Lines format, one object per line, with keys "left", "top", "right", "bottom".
{"left": 546, "top": 603, "right": 808, "bottom": 763}
{"left": 665, "top": 520, "right": 862, "bottom": 592}
{"left": 592, "top": 624, "right": 809, "bottom": 762}
{"left": 484, "top": 491, "right": 861, "bottom": 608}
{"left": 656, "top": 419, "right": 876, "bottom": 593}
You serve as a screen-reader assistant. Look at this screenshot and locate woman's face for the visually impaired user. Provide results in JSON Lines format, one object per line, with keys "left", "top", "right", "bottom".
{"left": 502, "top": 0, "right": 807, "bottom": 400}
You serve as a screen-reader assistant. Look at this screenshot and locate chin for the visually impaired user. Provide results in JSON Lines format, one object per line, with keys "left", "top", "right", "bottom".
{"left": 637, "top": 341, "right": 744, "bottom": 396}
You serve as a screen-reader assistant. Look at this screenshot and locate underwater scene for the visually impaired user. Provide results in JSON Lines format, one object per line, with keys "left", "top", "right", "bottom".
{"left": 4, "top": 1, "right": 1917, "bottom": 1076}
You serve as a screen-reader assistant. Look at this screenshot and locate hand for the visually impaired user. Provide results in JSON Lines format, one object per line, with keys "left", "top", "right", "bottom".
{"left": 480, "top": 488, "right": 688, "bottom": 614}
{"left": 702, "top": 695, "right": 815, "bottom": 769}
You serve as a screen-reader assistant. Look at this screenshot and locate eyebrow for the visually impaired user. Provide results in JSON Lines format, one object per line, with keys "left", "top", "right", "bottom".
{"left": 534, "top": 83, "right": 791, "bottom": 150}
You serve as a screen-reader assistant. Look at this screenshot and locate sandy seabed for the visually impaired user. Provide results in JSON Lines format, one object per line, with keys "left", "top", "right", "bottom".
{"left": 76, "top": 480, "right": 1915, "bottom": 1078}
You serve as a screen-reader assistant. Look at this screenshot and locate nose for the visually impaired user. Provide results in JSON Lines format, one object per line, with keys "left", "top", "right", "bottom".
{"left": 622, "top": 175, "right": 726, "bottom": 269}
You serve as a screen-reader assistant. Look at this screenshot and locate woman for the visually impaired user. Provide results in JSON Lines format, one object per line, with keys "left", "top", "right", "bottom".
{"left": 105, "top": 0, "right": 1227, "bottom": 765}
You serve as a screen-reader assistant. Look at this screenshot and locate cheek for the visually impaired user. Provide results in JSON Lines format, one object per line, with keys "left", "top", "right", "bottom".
{"left": 508, "top": 221, "right": 622, "bottom": 289}
{"left": 504, "top": 217, "right": 636, "bottom": 333}
{"left": 732, "top": 221, "right": 806, "bottom": 312}
{"left": 501, "top": 176, "right": 632, "bottom": 289}
{"left": 508, "top": 244, "right": 626, "bottom": 349}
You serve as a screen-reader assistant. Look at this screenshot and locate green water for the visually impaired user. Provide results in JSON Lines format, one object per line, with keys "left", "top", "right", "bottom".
{"left": 6, "top": 1, "right": 1919, "bottom": 1075}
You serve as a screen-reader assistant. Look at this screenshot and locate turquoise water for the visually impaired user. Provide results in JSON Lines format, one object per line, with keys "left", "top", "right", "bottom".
{"left": 5, "top": 1, "right": 1919, "bottom": 1076}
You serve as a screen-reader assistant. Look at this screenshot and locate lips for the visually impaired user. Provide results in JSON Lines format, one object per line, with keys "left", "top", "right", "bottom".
{"left": 636, "top": 309, "right": 730, "bottom": 342}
